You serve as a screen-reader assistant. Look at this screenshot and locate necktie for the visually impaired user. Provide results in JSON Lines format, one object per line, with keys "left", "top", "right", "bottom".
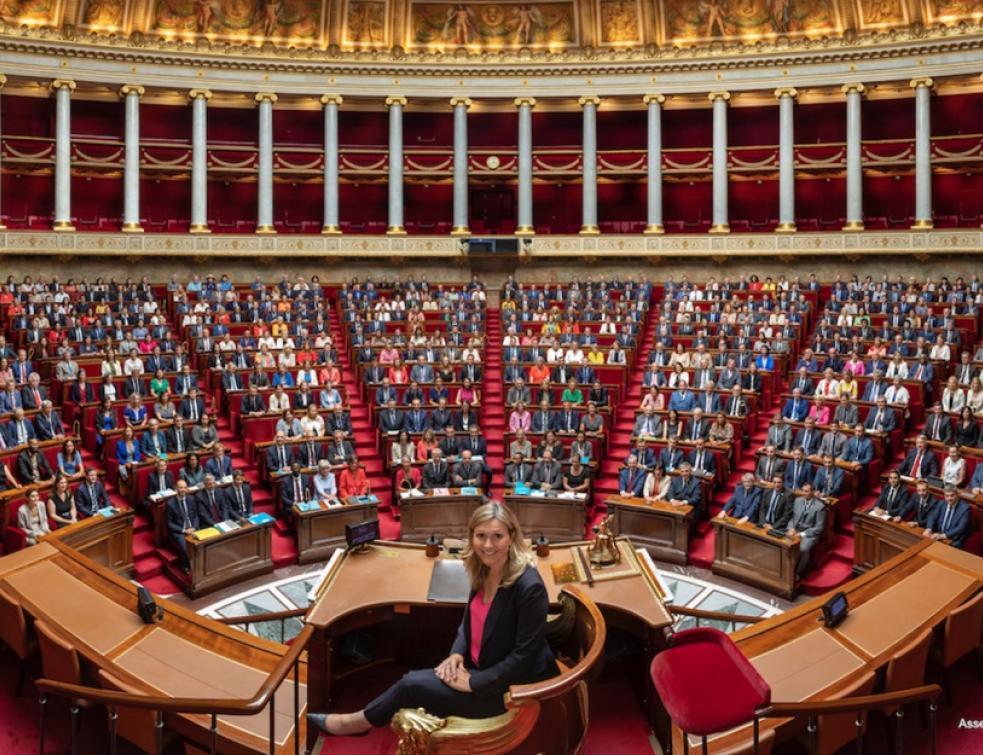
{"left": 236, "top": 487, "right": 244, "bottom": 515}
{"left": 88, "top": 484, "right": 95, "bottom": 507}
{"left": 766, "top": 493, "right": 777, "bottom": 522}
{"left": 209, "top": 492, "right": 219, "bottom": 520}
{"left": 175, "top": 432, "right": 183, "bottom": 453}
{"left": 517, "top": 465, "right": 523, "bottom": 482}
{"left": 279, "top": 447, "right": 287, "bottom": 468}
{"left": 888, "top": 487, "right": 896, "bottom": 508}
{"left": 17, "top": 422, "right": 26, "bottom": 444}
{"left": 626, "top": 470, "right": 634, "bottom": 491}
{"left": 190, "top": 401, "right": 198, "bottom": 421}
{"left": 912, "top": 452, "right": 923, "bottom": 478}
{"left": 794, "top": 463, "right": 801, "bottom": 484}
{"left": 294, "top": 477, "right": 303, "bottom": 502}
{"left": 942, "top": 507, "right": 953, "bottom": 533}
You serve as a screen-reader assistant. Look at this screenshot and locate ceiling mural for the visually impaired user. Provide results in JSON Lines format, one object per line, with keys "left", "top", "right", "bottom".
{"left": 0, "top": 0, "right": 976, "bottom": 51}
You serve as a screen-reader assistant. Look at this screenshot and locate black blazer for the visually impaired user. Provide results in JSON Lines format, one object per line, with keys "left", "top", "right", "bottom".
{"left": 450, "top": 564, "right": 559, "bottom": 695}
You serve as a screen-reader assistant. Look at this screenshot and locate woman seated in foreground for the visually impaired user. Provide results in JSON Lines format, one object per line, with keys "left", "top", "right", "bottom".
{"left": 308, "top": 502, "right": 559, "bottom": 736}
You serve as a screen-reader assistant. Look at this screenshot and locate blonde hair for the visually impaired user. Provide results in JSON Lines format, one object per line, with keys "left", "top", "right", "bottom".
{"left": 462, "top": 502, "right": 534, "bottom": 592}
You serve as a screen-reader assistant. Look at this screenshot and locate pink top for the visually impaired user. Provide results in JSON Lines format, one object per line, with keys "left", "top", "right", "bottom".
{"left": 469, "top": 592, "right": 494, "bottom": 665}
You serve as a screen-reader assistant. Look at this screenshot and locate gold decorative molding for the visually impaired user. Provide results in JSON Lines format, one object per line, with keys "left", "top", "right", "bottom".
{"left": 188, "top": 89, "right": 212, "bottom": 101}
{"left": 643, "top": 94, "right": 666, "bottom": 106}
{"left": 709, "top": 223, "right": 730, "bottom": 234}
{"left": 0, "top": 74, "right": 8, "bottom": 89}
{"left": 449, "top": 97, "right": 472, "bottom": 109}
{"left": 841, "top": 83, "right": 866, "bottom": 96}
{"left": 578, "top": 95, "right": 601, "bottom": 107}
{"left": 579, "top": 225, "right": 601, "bottom": 235}
{"left": 254, "top": 92, "right": 279, "bottom": 104}
{"left": 49, "top": 79, "right": 76, "bottom": 93}
{"left": 321, "top": 225, "right": 342, "bottom": 235}
{"left": 774, "top": 87, "right": 798, "bottom": 99}
{"left": 320, "top": 95, "right": 344, "bottom": 106}
{"left": 119, "top": 84, "right": 145, "bottom": 98}
{"left": 643, "top": 224, "right": 665, "bottom": 235}
{"left": 842, "top": 220, "right": 865, "bottom": 231}
{"left": 909, "top": 77, "right": 934, "bottom": 90}
{"left": 775, "top": 222, "right": 797, "bottom": 233}
{"left": 911, "top": 219, "right": 934, "bottom": 229}
{"left": 707, "top": 91, "right": 731, "bottom": 102}
{"left": 385, "top": 96, "right": 408, "bottom": 108}
{"left": 514, "top": 97, "right": 537, "bottom": 108}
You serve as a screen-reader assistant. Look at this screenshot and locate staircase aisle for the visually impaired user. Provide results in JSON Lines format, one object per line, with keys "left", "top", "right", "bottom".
{"left": 482, "top": 308, "right": 505, "bottom": 498}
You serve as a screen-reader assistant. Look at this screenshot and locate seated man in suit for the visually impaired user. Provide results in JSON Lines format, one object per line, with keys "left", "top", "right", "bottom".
{"left": 326, "top": 406, "right": 353, "bottom": 437}
{"left": 421, "top": 448, "right": 451, "bottom": 490}
{"left": 839, "top": 424, "right": 874, "bottom": 466}
{"left": 279, "top": 461, "right": 313, "bottom": 517}
{"left": 784, "top": 447, "right": 814, "bottom": 492}
{"left": 618, "top": 455, "right": 646, "bottom": 497}
{"left": 633, "top": 407, "right": 660, "bottom": 438}
{"left": 668, "top": 380, "right": 696, "bottom": 412}
{"left": 195, "top": 474, "right": 226, "bottom": 524}
{"left": 873, "top": 470, "right": 913, "bottom": 521}
{"left": 204, "top": 444, "right": 234, "bottom": 479}
{"left": 6, "top": 408, "right": 36, "bottom": 446}
{"left": 687, "top": 437, "right": 716, "bottom": 480}
{"left": 20, "top": 373, "right": 48, "bottom": 410}
{"left": 789, "top": 366, "right": 815, "bottom": 396}
{"left": 863, "top": 395, "right": 896, "bottom": 435}
{"left": 504, "top": 451, "right": 533, "bottom": 487}
{"left": 666, "top": 463, "right": 703, "bottom": 517}
{"left": 531, "top": 399, "right": 557, "bottom": 434}
{"left": 924, "top": 485, "right": 971, "bottom": 549}
{"left": 452, "top": 449, "right": 484, "bottom": 488}
{"left": 167, "top": 415, "right": 193, "bottom": 455}
{"left": 812, "top": 454, "right": 845, "bottom": 498}
{"left": 438, "top": 428, "right": 461, "bottom": 462}
{"left": 757, "top": 474, "right": 793, "bottom": 530}
{"left": 145, "top": 457, "right": 176, "bottom": 503}
{"left": 34, "top": 401, "right": 65, "bottom": 442}
{"left": 293, "top": 431, "right": 324, "bottom": 468}
{"left": 657, "top": 438, "right": 685, "bottom": 473}
{"left": 764, "top": 417, "right": 794, "bottom": 453}
{"left": 787, "top": 483, "right": 827, "bottom": 579}
{"left": 165, "top": 480, "right": 201, "bottom": 572}
{"left": 897, "top": 435, "right": 939, "bottom": 480}
{"left": 781, "top": 388, "right": 810, "bottom": 422}
{"left": 378, "top": 399, "right": 404, "bottom": 435}
{"left": 832, "top": 395, "right": 859, "bottom": 428}
{"left": 719, "top": 473, "right": 761, "bottom": 523}
{"left": 266, "top": 432, "right": 294, "bottom": 475}
{"left": 224, "top": 469, "right": 254, "bottom": 520}
{"left": 179, "top": 387, "right": 207, "bottom": 422}
{"left": 16, "top": 437, "right": 53, "bottom": 485}
{"left": 793, "top": 418, "right": 821, "bottom": 456}
{"left": 326, "top": 429, "right": 356, "bottom": 466}
{"left": 923, "top": 403, "right": 954, "bottom": 445}
{"left": 530, "top": 449, "right": 562, "bottom": 493}
{"left": 970, "top": 460, "right": 983, "bottom": 496}
{"left": 755, "top": 444, "right": 785, "bottom": 483}
{"left": 76, "top": 467, "right": 111, "bottom": 517}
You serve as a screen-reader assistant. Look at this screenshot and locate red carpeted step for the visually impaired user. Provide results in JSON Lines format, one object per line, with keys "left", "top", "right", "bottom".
{"left": 799, "top": 556, "right": 854, "bottom": 596}
{"left": 688, "top": 530, "right": 715, "bottom": 569}
{"left": 141, "top": 571, "right": 183, "bottom": 596}
{"left": 271, "top": 531, "right": 297, "bottom": 569}
{"left": 133, "top": 528, "right": 158, "bottom": 558}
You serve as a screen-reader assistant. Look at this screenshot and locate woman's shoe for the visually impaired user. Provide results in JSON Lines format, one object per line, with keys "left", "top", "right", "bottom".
{"left": 306, "top": 713, "right": 369, "bottom": 737}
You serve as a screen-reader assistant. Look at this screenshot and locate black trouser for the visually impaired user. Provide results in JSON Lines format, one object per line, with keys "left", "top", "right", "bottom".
{"left": 363, "top": 669, "right": 505, "bottom": 727}
{"left": 170, "top": 534, "right": 190, "bottom": 570}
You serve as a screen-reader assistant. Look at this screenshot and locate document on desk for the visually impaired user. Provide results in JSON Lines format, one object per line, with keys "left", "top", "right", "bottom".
{"left": 427, "top": 559, "right": 471, "bottom": 603}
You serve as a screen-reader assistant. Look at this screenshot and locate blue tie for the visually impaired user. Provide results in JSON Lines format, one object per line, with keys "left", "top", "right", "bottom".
{"left": 942, "top": 507, "right": 953, "bottom": 533}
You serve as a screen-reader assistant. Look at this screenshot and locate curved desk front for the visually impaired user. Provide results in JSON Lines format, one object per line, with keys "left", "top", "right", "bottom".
{"left": 0, "top": 540, "right": 307, "bottom": 755}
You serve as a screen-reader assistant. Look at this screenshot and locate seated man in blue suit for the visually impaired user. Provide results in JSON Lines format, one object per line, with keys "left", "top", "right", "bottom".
{"left": 718, "top": 473, "right": 761, "bottom": 523}
{"left": 204, "top": 444, "right": 234, "bottom": 479}
{"left": 812, "top": 454, "right": 845, "bottom": 498}
{"left": 668, "top": 380, "right": 696, "bottom": 412}
{"left": 667, "top": 463, "right": 704, "bottom": 518}
{"left": 165, "top": 480, "right": 202, "bottom": 572}
{"left": 782, "top": 389, "right": 810, "bottom": 422}
{"left": 784, "top": 447, "right": 814, "bottom": 491}
{"left": 687, "top": 437, "right": 716, "bottom": 480}
{"left": 839, "top": 424, "right": 874, "bottom": 466}
{"left": 924, "top": 486, "right": 972, "bottom": 549}
{"left": 618, "top": 455, "right": 646, "bottom": 498}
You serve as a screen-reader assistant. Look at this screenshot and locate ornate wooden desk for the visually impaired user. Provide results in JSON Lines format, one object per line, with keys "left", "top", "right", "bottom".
{"left": 397, "top": 489, "right": 484, "bottom": 542}
{"left": 293, "top": 499, "right": 379, "bottom": 564}
{"left": 168, "top": 522, "right": 274, "bottom": 598}
{"left": 852, "top": 508, "right": 931, "bottom": 574}
{"left": 603, "top": 495, "right": 692, "bottom": 564}
{"left": 712, "top": 517, "right": 800, "bottom": 599}
{"left": 504, "top": 491, "right": 587, "bottom": 542}
{"left": 43, "top": 509, "right": 135, "bottom": 576}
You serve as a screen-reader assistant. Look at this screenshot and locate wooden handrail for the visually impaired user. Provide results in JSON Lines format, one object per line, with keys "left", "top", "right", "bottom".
{"left": 35, "top": 625, "right": 313, "bottom": 715}
{"left": 668, "top": 604, "right": 766, "bottom": 625}
{"left": 756, "top": 683, "right": 942, "bottom": 718}
{"left": 214, "top": 607, "right": 307, "bottom": 625}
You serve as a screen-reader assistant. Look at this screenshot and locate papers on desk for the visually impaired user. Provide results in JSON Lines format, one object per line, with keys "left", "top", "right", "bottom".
{"left": 460, "top": 486, "right": 479, "bottom": 496}
{"left": 214, "top": 520, "right": 241, "bottom": 534}
{"left": 149, "top": 490, "right": 174, "bottom": 502}
{"left": 352, "top": 494, "right": 379, "bottom": 505}
{"left": 432, "top": 488, "right": 451, "bottom": 497}
{"left": 295, "top": 501, "right": 321, "bottom": 512}
{"left": 513, "top": 482, "right": 531, "bottom": 495}
{"left": 400, "top": 489, "right": 424, "bottom": 499}
{"left": 220, "top": 475, "right": 234, "bottom": 484}
{"left": 868, "top": 509, "right": 892, "bottom": 520}
{"left": 248, "top": 512, "right": 275, "bottom": 525}
{"left": 192, "top": 527, "right": 221, "bottom": 541}
{"left": 528, "top": 490, "right": 547, "bottom": 497}
{"left": 96, "top": 506, "right": 117, "bottom": 518}
{"left": 557, "top": 491, "right": 588, "bottom": 500}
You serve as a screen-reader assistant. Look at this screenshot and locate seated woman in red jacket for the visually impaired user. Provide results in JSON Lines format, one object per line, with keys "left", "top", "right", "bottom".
{"left": 308, "top": 502, "right": 559, "bottom": 736}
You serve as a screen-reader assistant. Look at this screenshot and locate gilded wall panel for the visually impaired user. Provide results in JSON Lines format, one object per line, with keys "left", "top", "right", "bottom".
{"left": 406, "top": 0, "right": 579, "bottom": 49}
{"left": 660, "top": 0, "right": 841, "bottom": 44}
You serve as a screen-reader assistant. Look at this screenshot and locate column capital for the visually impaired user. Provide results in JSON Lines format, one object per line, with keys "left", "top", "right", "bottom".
{"left": 254, "top": 92, "right": 279, "bottom": 104}
{"left": 49, "top": 79, "right": 76, "bottom": 93}
{"left": 0, "top": 74, "right": 7, "bottom": 89}
{"left": 773, "top": 87, "right": 798, "bottom": 99}
{"left": 450, "top": 96, "right": 472, "bottom": 109}
{"left": 320, "top": 94, "right": 344, "bottom": 106}
{"left": 514, "top": 97, "right": 537, "bottom": 108}
{"left": 578, "top": 95, "right": 601, "bottom": 108}
{"left": 188, "top": 89, "right": 212, "bottom": 101}
{"left": 707, "top": 91, "right": 730, "bottom": 102}
{"left": 119, "top": 85, "right": 145, "bottom": 99}
{"left": 909, "top": 77, "right": 934, "bottom": 90}
{"left": 643, "top": 93, "right": 665, "bottom": 105}
{"left": 841, "top": 83, "right": 865, "bottom": 96}
{"left": 385, "top": 96, "right": 407, "bottom": 108}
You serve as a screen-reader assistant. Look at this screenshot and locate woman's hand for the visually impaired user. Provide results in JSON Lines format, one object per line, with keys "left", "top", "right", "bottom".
{"left": 445, "top": 668, "right": 472, "bottom": 693}
{"left": 434, "top": 653, "right": 465, "bottom": 685}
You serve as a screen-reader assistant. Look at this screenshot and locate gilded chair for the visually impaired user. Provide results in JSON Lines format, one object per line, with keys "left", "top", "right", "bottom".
{"left": 390, "top": 585, "right": 605, "bottom": 755}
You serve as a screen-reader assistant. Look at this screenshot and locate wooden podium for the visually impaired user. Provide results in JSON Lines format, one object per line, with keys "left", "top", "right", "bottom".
{"left": 170, "top": 522, "right": 274, "bottom": 598}
{"left": 504, "top": 491, "right": 586, "bottom": 542}
{"left": 712, "top": 517, "right": 800, "bottom": 599}
{"left": 398, "top": 490, "right": 484, "bottom": 542}
{"left": 603, "top": 495, "right": 692, "bottom": 564}
{"left": 853, "top": 508, "right": 929, "bottom": 574}
{"left": 44, "top": 509, "right": 135, "bottom": 576}
{"left": 294, "top": 499, "right": 379, "bottom": 564}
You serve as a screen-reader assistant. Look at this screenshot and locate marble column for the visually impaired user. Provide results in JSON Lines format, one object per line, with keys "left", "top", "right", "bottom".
{"left": 709, "top": 91, "right": 730, "bottom": 234}
{"left": 51, "top": 79, "right": 76, "bottom": 231}
{"left": 450, "top": 97, "right": 471, "bottom": 236}
{"left": 514, "top": 97, "right": 536, "bottom": 236}
{"left": 386, "top": 96, "right": 407, "bottom": 235}
{"left": 255, "top": 92, "right": 278, "bottom": 234}
{"left": 320, "top": 94, "right": 343, "bottom": 234}
{"left": 911, "top": 78, "right": 934, "bottom": 229}
{"left": 120, "top": 85, "right": 145, "bottom": 232}
{"left": 643, "top": 93, "right": 665, "bottom": 234}
{"left": 579, "top": 95, "right": 600, "bottom": 235}
{"left": 842, "top": 83, "right": 865, "bottom": 231}
{"left": 188, "top": 89, "right": 212, "bottom": 233}
{"left": 775, "top": 87, "right": 797, "bottom": 233}
{"left": 0, "top": 74, "right": 6, "bottom": 230}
